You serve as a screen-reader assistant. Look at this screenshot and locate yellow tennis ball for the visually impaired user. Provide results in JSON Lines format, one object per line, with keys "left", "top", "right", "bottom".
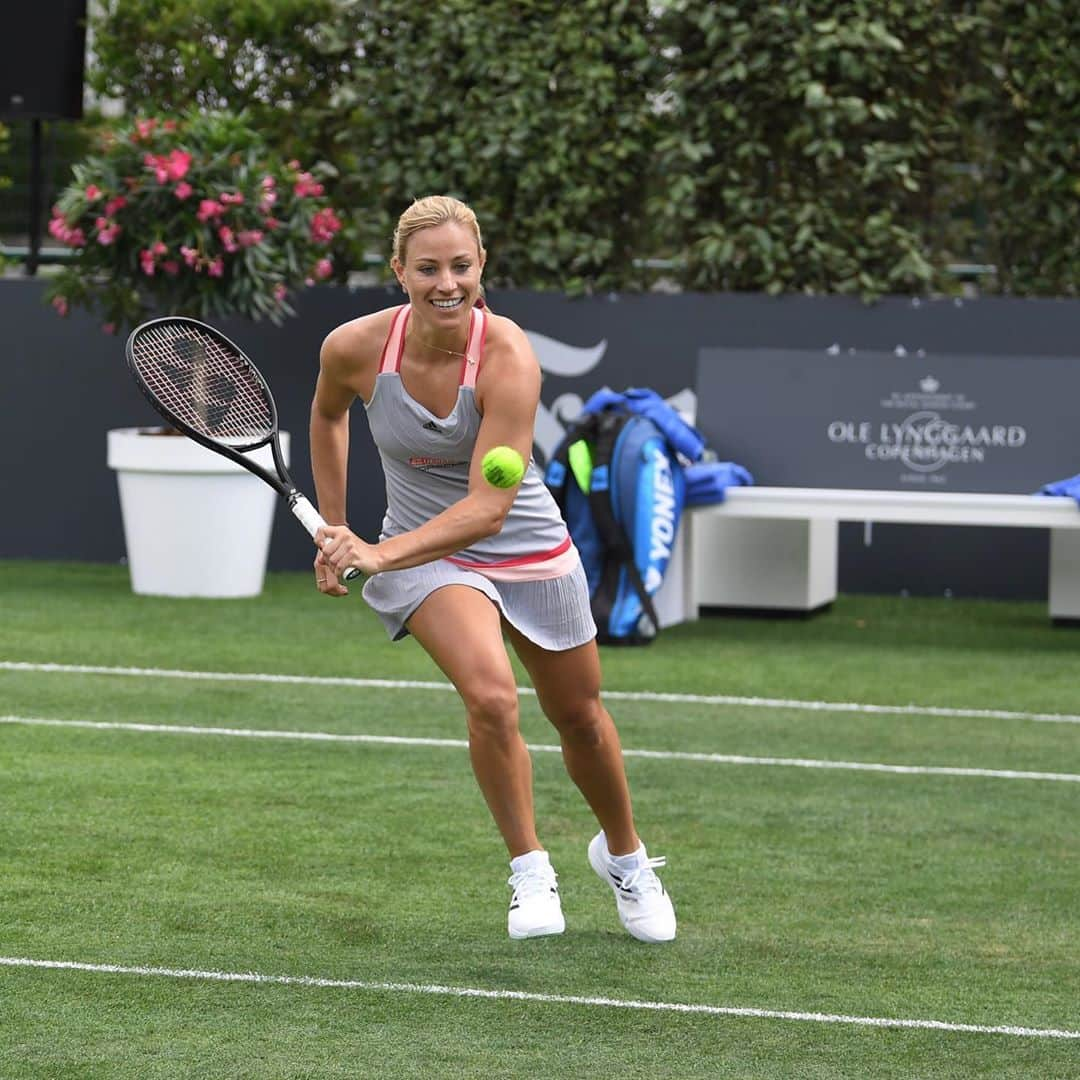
{"left": 481, "top": 446, "right": 525, "bottom": 488}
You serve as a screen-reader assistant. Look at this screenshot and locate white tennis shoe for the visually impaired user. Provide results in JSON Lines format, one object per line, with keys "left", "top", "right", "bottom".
{"left": 588, "top": 832, "right": 677, "bottom": 943}
{"left": 507, "top": 857, "right": 565, "bottom": 939}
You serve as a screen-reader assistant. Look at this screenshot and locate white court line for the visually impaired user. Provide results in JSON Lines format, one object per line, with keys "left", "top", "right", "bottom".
{"left": 1, "top": 956, "right": 1076, "bottom": 1040}
{"left": 3, "top": 660, "right": 1080, "bottom": 726}
{"left": 3, "top": 714, "right": 1079, "bottom": 784}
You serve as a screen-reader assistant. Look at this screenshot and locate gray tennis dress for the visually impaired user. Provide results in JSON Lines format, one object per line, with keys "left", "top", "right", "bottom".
{"left": 360, "top": 304, "right": 597, "bottom": 650}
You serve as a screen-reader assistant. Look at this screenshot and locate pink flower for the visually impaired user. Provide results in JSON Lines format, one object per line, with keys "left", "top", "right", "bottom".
{"left": 96, "top": 220, "right": 122, "bottom": 245}
{"left": 257, "top": 191, "right": 277, "bottom": 213}
{"left": 144, "top": 152, "right": 170, "bottom": 184}
{"left": 310, "top": 207, "right": 342, "bottom": 244}
{"left": 162, "top": 260, "right": 180, "bottom": 276}
{"left": 85, "top": 184, "right": 102, "bottom": 200}
{"left": 131, "top": 118, "right": 158, "bottom": 143}
{"left": 219, "top": 191, "right": 244, "bottom": 205}
{"left": 197, "top": 199, "right": 224, "bottom": 222}
{"left": 50, "top": 210, "right": 86, "bottom": 247}
{"left": 174, "top": 181, "right": 193, "bottom": 200}
{"left": 180, "top": 245, "right": 200, "bottom": 267}
{"left": 237, "top": 229, "right": 263, "bottom": 248}
{"left": 51, "top": 295, "right": 69, "bottom": 317}
{"left": 262, "top": 216, "right": 281, "bottom": 231}
{"left": 293, "top": 172, "right": 325, "bottom": 198}
{"left": 273, "top": 283, "right": 288, "bottom": 301}
{"left": 218, "top": 225, "right": 239, "bottom": 253}
{"left": 139, "top": 242, "right": 167, "bottom": 276}
{"left": 313, "top": 257, "right": 333, "bottom": 280}
{"left": 261, "top": 175, "right": 276, "bottom": 190}
{"left": 207, "top": 257, "right": 225, "bottom": 278}
{"left": 104, "top": 195, "right": 127, "bottom": 216}
{"left": 166, "top": 149, "right": 192, "bottom": 181}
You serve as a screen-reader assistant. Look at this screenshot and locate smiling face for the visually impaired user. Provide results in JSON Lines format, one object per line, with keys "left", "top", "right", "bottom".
{"left": 392, "top": 221, "right": 486, "bottom": 337}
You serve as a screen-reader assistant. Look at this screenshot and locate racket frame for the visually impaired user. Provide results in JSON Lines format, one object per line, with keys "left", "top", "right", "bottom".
{"left": 124, "top": 315, "right": 358, "bottom": 579}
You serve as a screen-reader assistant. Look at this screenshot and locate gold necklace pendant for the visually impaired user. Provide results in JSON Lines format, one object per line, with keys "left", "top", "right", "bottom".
{"left": 408, "top": 322, "right": 469, "bottom": 360}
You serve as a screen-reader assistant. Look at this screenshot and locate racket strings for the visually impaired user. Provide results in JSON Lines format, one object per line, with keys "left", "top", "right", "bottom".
{"left": 131, "top": 324, "right": 274, "bottom": 442}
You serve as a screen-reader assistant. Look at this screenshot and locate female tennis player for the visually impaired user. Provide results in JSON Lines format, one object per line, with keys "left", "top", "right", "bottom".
{"left": 309, "top": 195, "right": 675, "bottom": 942}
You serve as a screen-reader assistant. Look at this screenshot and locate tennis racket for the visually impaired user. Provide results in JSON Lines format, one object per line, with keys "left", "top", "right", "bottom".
{"left": 125, "top": 315, "right": 360, "bottom": 581}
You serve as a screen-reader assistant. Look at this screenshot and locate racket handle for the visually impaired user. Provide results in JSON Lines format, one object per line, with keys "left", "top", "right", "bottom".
{"left": 289, "top": 494, "right": 363, "bottom": 582}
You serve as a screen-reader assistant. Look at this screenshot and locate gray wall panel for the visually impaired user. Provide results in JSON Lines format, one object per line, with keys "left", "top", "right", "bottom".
{"left": 2, "top": 280, "right": 1076, "bottom": 599}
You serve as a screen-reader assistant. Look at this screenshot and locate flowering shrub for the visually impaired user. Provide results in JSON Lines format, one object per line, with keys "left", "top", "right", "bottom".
{"left": 45, "top": 109, "right": 345, "bottom": 330}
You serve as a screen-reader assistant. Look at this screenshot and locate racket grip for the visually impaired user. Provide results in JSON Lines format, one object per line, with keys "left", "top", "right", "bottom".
{"left": 289, "top": 494, "right": 363, "bottom": 582}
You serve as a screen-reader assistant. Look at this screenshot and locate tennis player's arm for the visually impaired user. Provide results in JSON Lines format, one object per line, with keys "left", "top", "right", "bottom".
{"left": 310, "top": 325, "right": 371, "bottom": 526}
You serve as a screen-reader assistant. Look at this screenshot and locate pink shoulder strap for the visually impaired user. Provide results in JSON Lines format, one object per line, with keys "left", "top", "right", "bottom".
{"left": 459, "top": 305, "right": 488, "bottom": 389}
{"left": 378, "top": 305, "right": 410, "bottom": 374}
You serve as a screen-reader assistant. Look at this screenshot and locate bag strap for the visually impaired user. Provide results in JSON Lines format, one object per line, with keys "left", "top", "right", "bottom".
{"left": 545, "top": 414, "right": 593, "bottom": 515}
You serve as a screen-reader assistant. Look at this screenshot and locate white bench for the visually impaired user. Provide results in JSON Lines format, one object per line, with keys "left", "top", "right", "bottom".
{"left": 655, "top": 487, "right": 1080, "bottom": 623}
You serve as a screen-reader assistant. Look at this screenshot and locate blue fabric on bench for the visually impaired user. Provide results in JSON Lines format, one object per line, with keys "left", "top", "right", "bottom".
{"left": 684, "top": 461, "right": 755, "bottom": 506}
{"left": 582, "top": 387, "right": 707, "bottom": 462}
{"left": 1039, "top": 473, "right": 1080, "bottom": 506}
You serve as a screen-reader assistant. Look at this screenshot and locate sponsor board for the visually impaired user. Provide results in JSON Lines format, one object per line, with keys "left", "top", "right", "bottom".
{"left": 695, "top": 348, "right": 1080, "bottom": 492}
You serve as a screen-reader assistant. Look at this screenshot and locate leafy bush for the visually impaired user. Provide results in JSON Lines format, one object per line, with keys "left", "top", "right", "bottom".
{"left": 87, "top": 0, "right": 344, "bottom": 160}
{"left": 328, "top": 0, "right": 661, "bottom": 293}
{"left": 967, "top": 0, "right": 1079, "bottom": 296}
{"left": 44, "top": 109, "right": 343, "bottom": 329}
{"left": 647, "top": 1, "right": 981, "bottom": 296}
{"left": 82, "top": 0, "right": 1078, "bottom": 298}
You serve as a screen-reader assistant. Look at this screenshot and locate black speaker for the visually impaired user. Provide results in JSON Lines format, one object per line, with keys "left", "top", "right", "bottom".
{"left": 0, "top": 1, "right": 87, "bottom": 120}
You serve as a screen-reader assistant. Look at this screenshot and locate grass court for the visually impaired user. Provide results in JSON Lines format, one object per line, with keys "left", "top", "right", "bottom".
{"left": 1, "top": 561, "right": 1077, "bottom": 1077}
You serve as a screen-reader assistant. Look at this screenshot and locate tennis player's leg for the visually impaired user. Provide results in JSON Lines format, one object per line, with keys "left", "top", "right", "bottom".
{"left": 505, "top": 626, "right": 677, "bottom": 942}
{"left": 407, "top": 585, "right": 564, "bottom": 938}
{"left": 502, "top": 627, "right": 637, "bottom": 852}
{"left": 406, "top": 584, "right": 539, "bottom": 856}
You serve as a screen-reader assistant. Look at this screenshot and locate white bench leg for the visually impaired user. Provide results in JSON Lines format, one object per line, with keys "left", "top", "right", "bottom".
{"left": 689, "top": 515, "right": 838, "bottom": 612}
{"left": 1049, "top": 529, "right": 1080, "bottom": 620}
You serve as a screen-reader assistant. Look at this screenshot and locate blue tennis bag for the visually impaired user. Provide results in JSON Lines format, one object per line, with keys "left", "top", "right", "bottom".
{"left": 545, "top": 389, "right": 703, "bottom": 645}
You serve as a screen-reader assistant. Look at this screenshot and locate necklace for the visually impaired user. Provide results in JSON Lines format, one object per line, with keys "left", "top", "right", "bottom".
{"left": 407, "top": 322, "right": 473, "bottom": 362}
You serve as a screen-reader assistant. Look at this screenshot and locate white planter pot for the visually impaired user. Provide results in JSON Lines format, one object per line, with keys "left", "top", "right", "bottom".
{"left": 107, "top": 427, "right": 289, "bottom": 598}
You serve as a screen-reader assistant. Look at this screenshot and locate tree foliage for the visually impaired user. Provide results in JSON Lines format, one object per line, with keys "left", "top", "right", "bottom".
{"left": 84, "top": 0, "right": 1078, "bottom": 298}
{"left": 649, "top": 1, "right": 978, "bottom": 296}
{"left": 966, "top": 0, "right": 1079, "bottom": 296}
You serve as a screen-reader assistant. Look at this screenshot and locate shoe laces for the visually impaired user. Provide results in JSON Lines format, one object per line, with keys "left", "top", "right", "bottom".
{"left": 508, "top": 864, "right": 558, "bottom": 901}
{"left": 616, "top": 855, "right": 667, "bottom": 896}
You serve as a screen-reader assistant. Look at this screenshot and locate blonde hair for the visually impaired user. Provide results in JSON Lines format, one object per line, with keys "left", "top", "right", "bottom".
{"left": 392, "top": 195, "right": 486, "bottom": 265}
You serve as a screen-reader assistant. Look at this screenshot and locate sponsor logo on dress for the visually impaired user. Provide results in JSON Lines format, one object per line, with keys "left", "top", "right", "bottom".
{"left": 408, "top": 456, "right": 467, "bottom": 469}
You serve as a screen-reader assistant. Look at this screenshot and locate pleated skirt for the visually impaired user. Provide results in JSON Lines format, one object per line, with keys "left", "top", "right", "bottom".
{"left": 361, "top": 557, "right": 597, "bottom": 651}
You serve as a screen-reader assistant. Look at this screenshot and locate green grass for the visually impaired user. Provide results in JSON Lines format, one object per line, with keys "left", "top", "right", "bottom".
{"left": 1, "top": 561, "right": 1078, "bottom": 1077}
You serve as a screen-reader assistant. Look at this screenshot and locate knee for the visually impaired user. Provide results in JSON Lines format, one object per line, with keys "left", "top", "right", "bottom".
{"left": 550, "top": 696, "right": 607, "bottom": 747}
{"left": 462, "top": 679, "right": 520, "bottom": 738}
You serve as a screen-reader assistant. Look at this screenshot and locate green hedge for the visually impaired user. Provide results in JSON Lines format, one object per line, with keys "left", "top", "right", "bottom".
{"left": 648, "top": 1, "right": 979, "bottom": 296}
{"left": 84, "top": 0, "right": 1078, "bottom": 297}
{"left": 969, "top": 0, "right": 1079, "bottom": 296}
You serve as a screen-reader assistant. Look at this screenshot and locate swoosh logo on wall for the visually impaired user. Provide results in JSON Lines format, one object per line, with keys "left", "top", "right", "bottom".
{"left": 525, "top": 331, "right": 607, "bottom": 377}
